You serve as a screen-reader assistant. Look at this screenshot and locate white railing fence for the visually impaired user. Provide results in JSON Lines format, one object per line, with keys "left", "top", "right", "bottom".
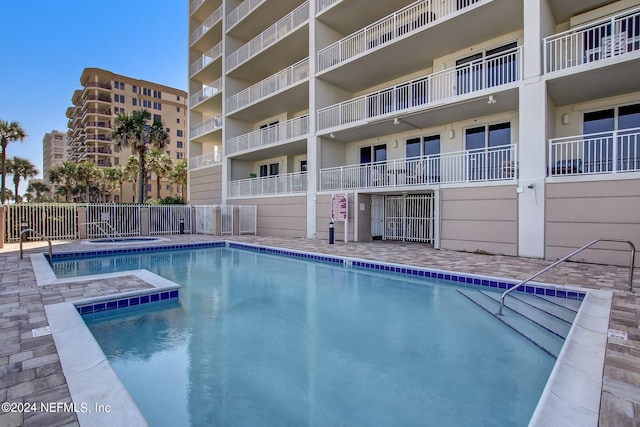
{"left": 226, "top": 115, "right": 309, "bottom": 155}
{"left": 190, "top": 78, "right": 223, "bottom": 108}
{"left": 318, "top": 47, "right": 520, "bottom": 129}
{"left": 4, "top": 204, "right": 258, "bottom": 242}
{"left": 385, "top": 194, "right": 434, "bottom": 243}
{"left": 544, "top": 7, "right": 640, "bottom": 73}
{"left": 227, "top": 0, "right": 266, "bottom": 30}
{"left": 548, "top": 128, "right": 640, "bottom": 176}
{"left": 189, "top": 150, "right": 223, "bottom": 170}
{"left": 320, "top": 145, "right": 517, "bottom": 191}
{"left": 190, "top": 6, "right": 223, "bottom": 46}
{"left": 190, "top": 42, "right": 223, "bottom": 77}
{"left": 229, "top": 172, "right": 308, "bottom": 197}
{"left": 190, "top": 115, "right": 223, "bottom": 139}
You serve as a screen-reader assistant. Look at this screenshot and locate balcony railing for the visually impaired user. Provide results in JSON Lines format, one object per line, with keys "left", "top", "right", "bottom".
{"left": 84, "top": 82, "right": 111, "bottom": 90}
{"left": 229, "top": 172, "right": 308, "bottom": 197}
{"left": 190, "top": 0, "right": 205, "bottom": 15}
{"left": 190, "top": 150, "right": 223, "bottom": 170}
{"left": 190, "top": 6, "right": 223, "bottom": 46}
{"left": 548, "top": 128, "right": 640, "bottom": 177}
{"left": 318, "top": 0, "right": 481, "bottom": 72}
{"left": 317, "top": 0, "right": 341, "bottom": 14}
{"left": 227, "top": 0, "right": 266, "bottom": 30}
{"left": 190, "top": 78, "right": 223, "bottom": 108}
{"left": 226, "top": 115, "right": 309, "bottom": 155}
{"left": 318, "top": 47, "right": 520, "bottom": 130}
{"left": 544, "top": 7, "right": 640, "bottom": 73}
{"left": 190, "top": 115, "right": 223, "bottom": 138}
{"left": 227, "top": 58, "right": 309, "bottom": 113}
{"left": 320, "top": 144, "right": 517, "bottom": 191}
{"left": 190, "top": 42, "right": 223, "bottom": 77}
{"left": 226, "top": 2, "right": 309, "bottom": 71}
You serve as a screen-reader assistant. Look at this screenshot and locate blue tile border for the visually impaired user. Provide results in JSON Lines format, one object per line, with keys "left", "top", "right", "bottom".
{"left": 52, "top": 241, "right": 226, "bottom": 262}
{"left": 76, "top": 289, "right": 180, "bottom": 316}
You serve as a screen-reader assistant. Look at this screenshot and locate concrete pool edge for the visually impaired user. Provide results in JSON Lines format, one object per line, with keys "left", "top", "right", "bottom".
{"left": 39, "top": 241, "right": 609, "bottom": 426}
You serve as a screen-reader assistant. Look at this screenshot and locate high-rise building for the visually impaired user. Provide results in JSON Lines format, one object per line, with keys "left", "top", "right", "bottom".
{"left": 67, "top": 68, "right": 188, "bottom": 202}
{"left": 42, "top": 130, "right": 67, "bottom": 184}
{"left": 188, "top": 0, "right": 640, "bottom": 266}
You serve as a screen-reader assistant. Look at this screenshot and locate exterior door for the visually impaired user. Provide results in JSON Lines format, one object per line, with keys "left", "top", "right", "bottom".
{"left": 371, "top": 195, "right": 385, "bottom": 239}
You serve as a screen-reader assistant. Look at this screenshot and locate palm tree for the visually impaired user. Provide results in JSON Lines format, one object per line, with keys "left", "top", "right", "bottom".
{"left": 0, "top": 120, "right": 27, "bottom": 203}
{"left": 146, "top": 149, "right": 173, "bottom": 200}
{"left": 76, "top": 162, "right": 99, "bottom": 202}
{"left": 102, "top": 167, "right": 123, "bottom": 202}
{"left": 7, "top": 157, "right": 38, "bottom": 203}
{"left": 124, "top": 156, "right": 140, "bottom": 202}
{"left": 26, "top": 181, "right": 50, "bottom": 202}
{"left": 1, "top": 188, "right": 14, "bottom": 202}
{"left": 111, "top": 110, "right": 168, "bottom": 203}
{"left": 49, "top": 162, "right": 78, "bottom": 202}
{"left": 170, "top": 158, "right": 188, "bottom": 201}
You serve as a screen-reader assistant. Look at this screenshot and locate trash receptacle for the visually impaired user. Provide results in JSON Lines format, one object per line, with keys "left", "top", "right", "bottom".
{"left": 329, "top": 221, "right": 334, "bottom": 244}
{"left": 179, "top": 218, "right": 185, "bottom": 234}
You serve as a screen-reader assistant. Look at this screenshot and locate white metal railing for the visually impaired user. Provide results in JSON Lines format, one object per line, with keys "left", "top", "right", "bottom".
{"left": 226, "top": 115, "right": 309, "bottom": 155}
{"left": 190, "top": 78, "right": 223, "bottom": 108}
{"left": 238, "top": 205, "right": 258, "bottom": 234}
{"left": 544, "top": 7, "right": 640, "bottom": 73}
{"left": 318, "top": 0, "right": 481, "bottom": 71}
{"left": 190, "top": 115, "right": 223, "bottom": 138}
{"left": 148, "top": 205, "right": 192, "bottom": 235}
{"left": 190, "top": 42, "right": 223, "bottom": 76}
{"left": 318, "top": 47, "right": 520, "bottom": 130}
{"left": 548, "top": 128, "right": 640, "bottom": 176}
{"left": 320, "top": 145, "right": 517, "bottom": 191}
{"left": 317, "top": 0, "right": 341, "bottom": 14}
{"left": 226, "top": 2, "right": 310, "bottom": 71}
{"left": 189, "top": 150, "right": 223, "bottom": 170}
{"left": 190, "top": 6, "right": 223, "bottom": 46}
{"left": 190, "top": 0, "right": 205, "bottom": 15}
{"left": 6, "top": 204, "right": 78, "bottom": 242}
{"left": 227, "top": 58, "right": 309, "bottom": 113}
{"left": 227, "top": 0, "right": 267, "bottom": 30}
{"left": 228, "top": 172, "right": 308, "bottom": 197}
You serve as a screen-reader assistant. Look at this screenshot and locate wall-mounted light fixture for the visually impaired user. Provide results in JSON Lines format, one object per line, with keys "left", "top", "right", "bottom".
{"left": 329, "top": 133, "right": 335, "bottom": 139}
{"left": 393, "top": 118, "right": 401, "bottom": 125}
{"left": 448, "top": 129, "right": 455, "bottom": 139}
{"left": 487, "top": 95, "right": 496, "bottom": 104}
{"left": 393, "top": 139, "right": 398, "bottom": 148}
{"left": 562, "top": 113, "right": 569, "bottom": 125}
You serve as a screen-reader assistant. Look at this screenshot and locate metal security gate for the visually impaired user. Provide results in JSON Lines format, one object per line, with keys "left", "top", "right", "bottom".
{"left": 371, "top": 195, "right": 385, "bottom": 238}
{"left": 384, "top": 194, "right": 434, "bottom": 243}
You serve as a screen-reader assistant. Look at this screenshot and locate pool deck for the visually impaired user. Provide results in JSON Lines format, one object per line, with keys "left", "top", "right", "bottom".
{"left": 0, "top": 235, "right": 638, "bottom": 426}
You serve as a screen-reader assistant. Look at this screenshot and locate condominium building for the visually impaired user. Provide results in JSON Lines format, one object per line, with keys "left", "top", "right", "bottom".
{"left": 42, "top": 130, "right": 67, "bottom": 185}
{"left": 188, "top": 0, "right": 640, "bottom": 266}
{"left": 67, "top": 68, "right": 188, "bottom": 202}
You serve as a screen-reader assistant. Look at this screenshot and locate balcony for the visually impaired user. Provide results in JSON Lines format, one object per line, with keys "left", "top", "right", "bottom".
{"left": 84, "top": 82, "right": 111, "bottom": 90}
{"left": 320, "top": 145, "right": 517, "bottom": 191}
{"left": 227, "top": 58, "right": 309, "bottom": 114}
{"left": 190, "top": 0, "right": 206, "bottom": 16}
{"left": 317, "top": 0, "right": 340, "bottom": 14}
{"left": 227, "top": 0, "right": 266, "bottom": 30}
{"left": 226, "top": 115, "right": 309, "bottom": 156}
{"left": 86, "top": 147, "right": 113, "bottom": 155}
{"left": 228, "top": 172, "right": 308, "bottom": 197}
{"left": 190, "top": 115, "right": 222, "bottom": 139}
{"left": 190, "top": 42, "right": 223, "bottom": 78}
{"left": 190, "top": 6, "right": 223, "bottom": 47}
{"left": 548, "top": 128, "right": 640, "bottom": 177}
{"left": 226, "top": 2, "right": 309, "bottom": 72}
{"left": 190, "top": 78, "right": 223, "bottom": 108}
{"left": 189, "top": 150, "right": 223, "bottom": 170}
{"left": 318, "top": 47, "right": 521, "bottom": 131}
{"left": 85, "top": 134, "right": 112, "bottom": 142}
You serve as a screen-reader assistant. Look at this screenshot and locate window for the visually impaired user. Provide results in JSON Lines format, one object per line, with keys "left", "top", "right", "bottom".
{"left": 114, "top": 157, "right": 119, "bottom": 166}
{"left": 177, "top": 141, "right": 183, "bottom": 148}
{"left": 177, "top": 152, "right": 184, "bottom": 159}
{"left": 406, "top": 135, "right": 441, "bottom": 158}
{"left": 143, "top": 88, "right": 151, "bottom": 96}
{"left": 153, "top": 90, "right": 161, "bottom": 99}
{"left": 153, "top": 102, "right": 162, "bottom": 110}
{"left": 259, "top": 121, "right": 279, "bottom": 144}
{"left": 465, "top": 122, "right": 512, "bottom": 180}
{"left": 114, "top": 94, "right": 125, "bottom": 103}
{"left": 300, "top": 160, "right": 307, "bottom": 172}
{"left": 177, "top": 107, "right": 180, "bottom": 112}
{"left": 177, "top": 118, "right": 180, "bottom": 123}
{"left": 177, "top": 130, "right": 183, "bottom": 137}
{"left": 132, "top": 98, "right": 137, "bottom": 106}
{"left": 456, "top": 42, "right": 517, "bottom": 95}
{"left": 132, "top": 85, "right": 137, "bottom": 93}
{"left": 259, "top": 162, "right": 279, "bottom": 177}
{"left": 142, "top": 100, "right": 151, "bottom": 108}
{"left": 165, "top": 128, "right": 170, "bottom": 133}
{"left": 177, "top": 95, "right": 181, "bottom": 101}
{"left": 153, "top": 114, "right": 162, "bottom": 124}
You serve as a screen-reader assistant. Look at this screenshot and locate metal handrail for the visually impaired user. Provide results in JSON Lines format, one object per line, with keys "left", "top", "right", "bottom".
{"left": 79, "top": 221, "right": 123, "bottom": 242}
{"left": 498, "top": 238, "right": 636, "bottom": 315}
{"left": 19, "top": 229, "right": 53, "bottom": 261}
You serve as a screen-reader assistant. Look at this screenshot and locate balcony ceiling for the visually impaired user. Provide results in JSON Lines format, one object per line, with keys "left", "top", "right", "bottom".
{"left": 229, "top": 138, "right": 307, "bottom": 162}
{"left": 547, "top": 55, "right": 640, "bottom": 106}
{"left": 547, "top": 0, "right": 613, "bottom": 23}
{"left": 317, "top": 0, "right": 416, "bottom": 35}
{"left": 322, "top": 87, "right": 519, "bottom": 143}
{"left": 227, "top": 81, "right": 309, "bottom": 123}
{"left": 227, "top": 0, "right": 305, "bottom": 41}
{"left": 317, "top": 0, "right": 523, "bottom": 93}
{"left": 191, "top": 0, "right": 221, "bottom": 23}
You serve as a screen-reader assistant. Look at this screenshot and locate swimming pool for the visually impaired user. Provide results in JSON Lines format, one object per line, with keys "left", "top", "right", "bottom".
{"left": 52, "top": 245, "right": 563, "bottom": 426}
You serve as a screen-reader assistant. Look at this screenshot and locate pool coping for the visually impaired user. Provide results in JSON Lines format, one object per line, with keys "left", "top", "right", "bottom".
{"left": 39, "top": 241, "right": 611, "bottom": 426}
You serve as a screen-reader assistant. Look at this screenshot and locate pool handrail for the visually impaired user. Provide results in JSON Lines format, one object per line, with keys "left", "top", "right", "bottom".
{"left": 19, "top": 228, "right": 53, "bottom": 262}
{"left": 498, "top": 238, "right": 636, "bottom": 315}
{"left": 78, "top": 221, "right": 123, "bottom": 242}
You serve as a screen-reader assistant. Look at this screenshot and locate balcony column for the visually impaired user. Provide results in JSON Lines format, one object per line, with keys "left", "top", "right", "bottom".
{"left": 306, "top": 136, "right": 320, "bottom": 239}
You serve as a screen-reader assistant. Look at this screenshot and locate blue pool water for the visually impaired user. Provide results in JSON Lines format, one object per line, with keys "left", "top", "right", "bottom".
{"left": 58, "top": 247, "right": 556, "bottom": 426}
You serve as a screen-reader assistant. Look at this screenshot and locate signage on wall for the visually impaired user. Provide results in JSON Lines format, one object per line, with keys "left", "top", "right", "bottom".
{"left": 331, "top": 194, "right": 348, "bottom": 221}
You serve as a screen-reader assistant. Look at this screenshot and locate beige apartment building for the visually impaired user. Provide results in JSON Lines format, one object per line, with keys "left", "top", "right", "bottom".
{"left": 67, "top": 68, "right": 188, "bottom": 202}
{"left": 42, "top": 130, "right": 67, "bottom": 189}
{"left": 188, "top": 0, "right": 640, "bottom": 266}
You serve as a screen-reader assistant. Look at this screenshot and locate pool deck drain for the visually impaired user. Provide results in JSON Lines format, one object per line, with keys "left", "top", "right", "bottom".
{"left": 0, "top": 235, "right": 638, "bottom": 426}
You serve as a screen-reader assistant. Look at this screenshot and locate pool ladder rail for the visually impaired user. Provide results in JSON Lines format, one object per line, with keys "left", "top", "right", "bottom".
{"left": 78, "top": 221, "right": 124, "bottom": 242}
{"left": 498, "top": 238, "right": 636, "bottom": 316}
{"left": 19, "top": 228, "right": 53, "bottom": 261}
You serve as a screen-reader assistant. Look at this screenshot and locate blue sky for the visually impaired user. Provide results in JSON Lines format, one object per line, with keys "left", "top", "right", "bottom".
{"left": 0, "top": 0, "right": 188, "bottom": 193}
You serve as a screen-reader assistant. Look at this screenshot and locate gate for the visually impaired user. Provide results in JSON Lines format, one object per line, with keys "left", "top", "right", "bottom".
{"left": 371, "top": 195, "right": 385, "bottom": 239}
{"left": 384, "top": 194, "right": 434, "bottom": 243}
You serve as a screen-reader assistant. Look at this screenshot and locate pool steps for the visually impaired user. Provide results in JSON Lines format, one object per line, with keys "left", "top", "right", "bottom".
{"left": 457, "top": 289, "right": 579, "bottom": 358}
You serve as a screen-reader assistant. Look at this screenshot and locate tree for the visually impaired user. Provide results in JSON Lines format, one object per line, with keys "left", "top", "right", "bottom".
{"left": 102, "top": 167, "right": 124, "bottom": 202}
{"left": 49, "top": 162, "right": 78, "bottom": 202}
{"left": 170, "top": 158, "right": 188, "bottom": 201}
{"left": 0, "top": 188, "right": 14, "bottom": 202}
{"left": 76, "top": 162, "right": 99, "bottom": 202}
{"left": 111, "top": 110, "right": 168, "bottom": 203}
{"left": 7, "top": 156, "right": 38, "bottom": 203}
{"left": 146, "top": 149, "right": 173, "bottom": 200}
{"left": 124, "top": 156, "right": 140, "bottom": 202}
{"left": 26, "top": 181, "right": 50, "bottom": 203}
{"left": 0, "top": 120, "right": 27, "bottom": 203}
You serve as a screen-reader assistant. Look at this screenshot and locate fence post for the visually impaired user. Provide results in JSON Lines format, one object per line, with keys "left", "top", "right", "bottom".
{"left": 213, "top": 206, "right": 221, "bottom": 236}
{"left": 233, "top": 206, "right": 240, "bottom": 235}
{"left": 190, "top": 206, "right": 197, "bottom": 234}
{"left": 140, "top": 207, "right": 150, "bottom": 236}
{"left": 78, "top": 206, "right": 88, "bottom": 239}
{"left": 0, "top": 205, "right": 5, "bottom": 248}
